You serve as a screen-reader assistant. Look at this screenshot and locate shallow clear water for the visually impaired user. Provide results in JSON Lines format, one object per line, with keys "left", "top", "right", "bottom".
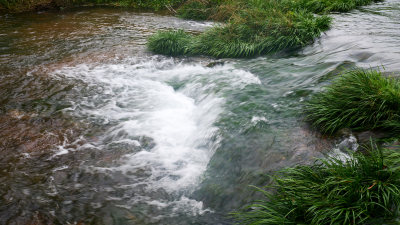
{"left": 1, "top": 1, "right": 400, "bottom": 224}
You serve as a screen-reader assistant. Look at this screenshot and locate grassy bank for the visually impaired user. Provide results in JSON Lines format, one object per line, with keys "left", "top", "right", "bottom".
{"left": 234, "top": 69, "right": 400, "bottom": 224}
{"left": 305, "top": 69, "right": 400, "bottom": 135}
{"left": 0, "top": 0, "right": 184, "bottom": 13}
{"left": 234, "top": 145, "right": 400, "bottom": 225}
{"left": 2, "top": 0, "right": 382, "bottom": 57}
{"left": 148, "top": 0, "right": 383, "bottom": 58}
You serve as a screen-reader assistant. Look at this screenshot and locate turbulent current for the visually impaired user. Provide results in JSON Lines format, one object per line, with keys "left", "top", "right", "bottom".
{"left": 1, "top": 1, "right": 400, "bottom": 224}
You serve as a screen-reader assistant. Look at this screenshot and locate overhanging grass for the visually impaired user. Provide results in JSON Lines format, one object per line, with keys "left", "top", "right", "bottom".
{"left": 305, "top": 69, "right": 400, "bottom": 135}
{"left": 149, "top": 0, "right": 383, "bottom": 58}
{"left": 233, "top": 145, "right": 400, "bottom": 225}
{"left": 190, "top": 9, "right": 331, "bottom": 58}
{"left": 147, "top": 29, "right": 193, "bottom": 56}
{"left": 151, "top": 4, "right": 331, "bottom": 58}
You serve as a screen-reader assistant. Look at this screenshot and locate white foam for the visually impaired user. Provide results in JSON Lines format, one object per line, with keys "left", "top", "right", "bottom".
{"left": 251, "top": 116, "right": 269, "bottom": 124}
{"left": 329, "top": 134, "right": 359, "bottom": 163}
{"left": 148, "top": 196, "right": 213, "bottom": 218}
{"left": 328, "top": 148, "right": 353, "bottom": 163}
{"left": 52, "top": 165, "right": 69, "bottom": 172}
{"left": 52, "top": 57, "right": 260, "bottom": 214}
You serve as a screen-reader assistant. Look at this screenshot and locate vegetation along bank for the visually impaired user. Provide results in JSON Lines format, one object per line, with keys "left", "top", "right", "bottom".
{"left": 0, "top": 0, "right": 184, "bottom": 13}
{"left": 148, "top": 0, "right": 383, "bottom": 58}
{"left": 1, "top": 0, "right": 383, "bottom": 59}
{"left": 234, "top": 68, "right": 400, "bottom": 224}
{"left": 234, "top": 144, "right": 400, "bottom": 225}
{"left": 3, "top": 0, "right": 400, "bottom": 224}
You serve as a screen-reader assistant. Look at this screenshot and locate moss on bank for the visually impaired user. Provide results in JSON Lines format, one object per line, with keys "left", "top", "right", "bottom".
{"left": 2, "top": 0, "right": 383, "bottom": 58}
{"left": 148, "top": 0, "right": 383, "bottom": 58}
{"left": 233, "top": 145, "right": 400, "bottom": 225}
{"left": 0, "top": 0, "right": 184, "bottom": 12}
{"left": 305, "top": 69, "right": 400, "bottom": 135}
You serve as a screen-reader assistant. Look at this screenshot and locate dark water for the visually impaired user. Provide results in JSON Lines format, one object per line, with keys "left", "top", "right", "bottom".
{"left": 0, "top": 1, "right": 400, "bottom": 224}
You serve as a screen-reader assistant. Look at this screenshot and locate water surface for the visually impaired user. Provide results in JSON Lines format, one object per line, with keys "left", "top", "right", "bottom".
{"left": 1, "top": 2, "right": 400, "bottom": 224}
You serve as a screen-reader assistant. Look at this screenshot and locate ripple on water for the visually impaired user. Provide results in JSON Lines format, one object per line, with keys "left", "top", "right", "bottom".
{"left": 43, "top": 57, "right": 260, "bottom": 223}
{"left": 1, "top": 1, "right": 400, "bottom": 224}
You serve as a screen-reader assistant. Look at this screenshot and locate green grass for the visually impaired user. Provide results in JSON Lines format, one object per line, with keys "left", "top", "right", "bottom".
{"left": 190, "top": 9, "right": 331, "bottom": 58}
{"left": 176, "top": 0, "right": 230, "bottom": 21}
{"left": 289, "top": 0, "right": 384, "bottom": 14}
{"left": 152, "top": 2, "right": 332, "bottom": 58}
{"left": 147, "top": 29, "right": 193, "bottom": 56}
{"left": 233, "top": 145, "right": 400, "bottom": 225}
{"left": 305, "top": 69, "right": 400, "bottom": 135}
{"left": 3, "top": 0, "right": 383, "bottom": 57}
{"left": 177, "top": 0, "right": 212, "bottom": 20}
{"left": 148, "top": 0, "right": 384, "bottom": 58}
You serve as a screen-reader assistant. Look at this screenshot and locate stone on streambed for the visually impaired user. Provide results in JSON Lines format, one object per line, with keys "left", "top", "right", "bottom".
{"left": 337, "top": 135, "right": 358, "bottom": 152}
{"left": 337, "top": 128, "right": 392, "bottom": 146}
{"left": 355, "top": 130, "right": 391, "bottom": 144}
{"left": 205, "top": 61, "right": 225, "bottom": 68}
{"left": 287, "top": 125, "right": 334, "bottom": 163}
{"left": 0, "top": 109, "right": 84, "bottom": 155}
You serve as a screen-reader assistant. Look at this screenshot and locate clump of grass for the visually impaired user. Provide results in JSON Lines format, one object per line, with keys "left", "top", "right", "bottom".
{"left": 290, "top": 0, "right": 384, "bottom": 13}
{"left": 208, "top": 1, "right": 241, "bottom": 22}
{"left": 148, "top": 0, "right": 384, "bottom": 58}
{"left": 305, "top": 69, "right": 400, "bottom": 135}
{"left": 233, "top": 145, "right": 400, "bottom": 225}
{"left": 115, "top": 0, "right": 184, "bottom": 10}
{"left": 147, "top": 29, "right": 194, "bottom": 56}
{"left": 191, "top": 8, "right": 331, "bottom": 58}
{"left": 176, "top": 0, "right": 240, "bottom": 22}
{"left": 153, "top": 2, "right": 331, "bottom": 58}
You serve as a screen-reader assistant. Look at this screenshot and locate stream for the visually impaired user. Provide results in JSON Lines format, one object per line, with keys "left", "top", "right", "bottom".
{"left": 1, "top": 1, "right": 400, "bottom": 224}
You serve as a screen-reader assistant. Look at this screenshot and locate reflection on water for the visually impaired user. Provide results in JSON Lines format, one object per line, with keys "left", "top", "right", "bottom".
{"left": 1, "top": 1, "right": 400, "bottom": 224}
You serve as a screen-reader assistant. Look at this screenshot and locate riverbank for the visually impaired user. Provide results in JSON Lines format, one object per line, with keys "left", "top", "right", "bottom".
{"left": 233, "top": 68, "right": 400, "bottom": 224}
{"left": 0, "top": 0, "right": 184, "bottom": 13}
{"left": 305, "top": 69, "right": 400, "bottom": 135}
{"left": 148, "top": 0, "right": 383, "bottom": 58}
{"left": 234, "top": 144, "right": 400, "bottom": 225}
{"left": 1, "top": 1, "right": 400, "bottom": 224}
{"left": 1, "top": 0, "right": 382, "bottom": 58}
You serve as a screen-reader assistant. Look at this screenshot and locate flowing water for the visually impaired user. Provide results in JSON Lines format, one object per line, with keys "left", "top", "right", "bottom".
{"left": 1, "top": 1, "right": 400, "bottom": 224}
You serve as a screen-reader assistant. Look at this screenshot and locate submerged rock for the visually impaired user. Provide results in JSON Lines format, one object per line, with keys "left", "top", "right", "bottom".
{"left": 206, "top": 61, "right": 225, "bottom": 68}
{"left": 337, "top": 134, "right": 359, "bottom": 152}
{"left": 337, "top": 128, "right": 392, "bottom": 149}
{"left": 355, "top": 130, "right": 390, "bottom": 144}
{"left": 0, "top": 109, "right": 83, "bottom": 154}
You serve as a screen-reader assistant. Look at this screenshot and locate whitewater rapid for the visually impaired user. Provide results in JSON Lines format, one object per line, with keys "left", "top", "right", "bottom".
{"left": 51, "top": 56, "right": 261, "bottom": 217}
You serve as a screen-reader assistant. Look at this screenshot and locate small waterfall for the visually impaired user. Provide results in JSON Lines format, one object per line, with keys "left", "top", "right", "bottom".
{"left": 52, "top": 56, "right": 261, "bottom": 219}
